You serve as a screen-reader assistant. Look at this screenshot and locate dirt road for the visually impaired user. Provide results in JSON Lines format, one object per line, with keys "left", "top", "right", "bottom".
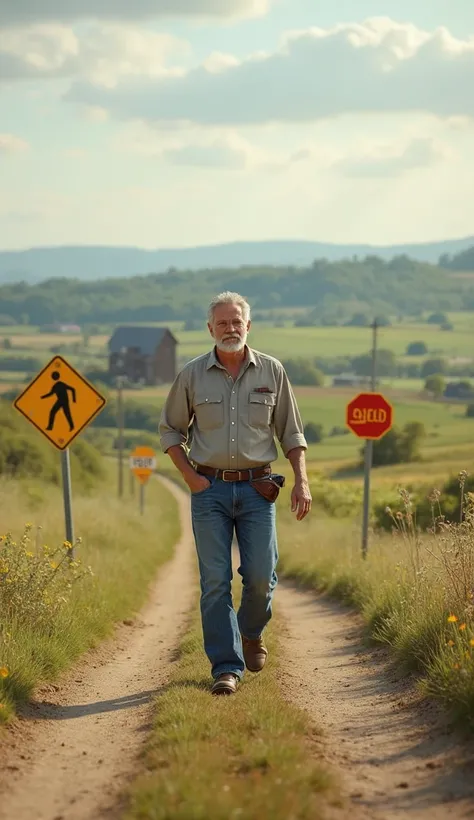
{"left": 0, "top": 476, "right": 196, "bottom": 820}
{"left": 276, "top": 582, "right": 474, "bottom": 820}
{"left": 1, "top": 479, "right": 473, "bottom": 820}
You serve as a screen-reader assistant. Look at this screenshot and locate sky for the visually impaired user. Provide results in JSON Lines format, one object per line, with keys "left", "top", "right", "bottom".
{"left": 1, "top": 0, "right": 474, "bottom": 251}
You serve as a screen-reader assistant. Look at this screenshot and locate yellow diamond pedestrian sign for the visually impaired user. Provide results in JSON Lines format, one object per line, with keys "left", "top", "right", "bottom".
{"left": 14, "top": 355, "right": 106, "bottom": 451}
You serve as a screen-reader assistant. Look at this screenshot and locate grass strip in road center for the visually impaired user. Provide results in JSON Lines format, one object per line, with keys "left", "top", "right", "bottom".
{"left": 123, "top": 608, "right": 334, "bottom": 820}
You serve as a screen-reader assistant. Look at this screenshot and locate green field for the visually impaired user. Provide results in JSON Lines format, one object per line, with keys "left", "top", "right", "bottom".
{"left": 1, "top": 317, "right": 473, "bottom": 496}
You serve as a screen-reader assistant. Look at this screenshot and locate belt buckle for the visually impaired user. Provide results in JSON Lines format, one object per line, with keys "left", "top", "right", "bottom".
{"left": 222, "top": 469, "right": 239, "bottom": 481}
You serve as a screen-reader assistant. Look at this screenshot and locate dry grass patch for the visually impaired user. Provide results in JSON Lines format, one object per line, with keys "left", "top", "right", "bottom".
{"left": 276, "top": 477, "right": 474, "bottom": 727}
{"left": 0, "top": 468, "right": 178, "bottom": 722}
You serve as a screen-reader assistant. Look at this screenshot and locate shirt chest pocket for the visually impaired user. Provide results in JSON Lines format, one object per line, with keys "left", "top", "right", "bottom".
{"left": 194, "top": 393, "right": 224, "bottom": 431}
{"left": 248, "top": 391, "right": 276, "bottom": 428}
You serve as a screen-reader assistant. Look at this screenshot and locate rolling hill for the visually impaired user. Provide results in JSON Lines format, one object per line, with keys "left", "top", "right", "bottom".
{"left": 1, "top": 236, "right": 474, "bottom": 283}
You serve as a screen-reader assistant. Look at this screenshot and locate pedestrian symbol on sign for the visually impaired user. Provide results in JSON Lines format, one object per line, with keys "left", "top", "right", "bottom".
{"left": 41, "top": 371, "right": 77, "bottom": 432}
{"left": 13, "top": 355, "right": 106, "bottom": 451}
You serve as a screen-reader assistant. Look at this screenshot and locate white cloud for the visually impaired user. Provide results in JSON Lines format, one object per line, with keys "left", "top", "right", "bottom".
{"left": 164, "top": 139, "right": 249, "bottom": 169}
{"left": 0, "top": 22, "right": 189, "bottom": 87}
{"left": 337, "top": 137, "right": 452, "bottom": 178}
{"left": 0, "top": 133, "right": 29, "bottom": 154}
{"left": 114, "top": 123, "right": 308, "bottom": 170}
{"left": 67, "top": 18, "right": 474, "bottom": 123}
{"left": 0, "top": 0, "right": 270, "bottom": 26}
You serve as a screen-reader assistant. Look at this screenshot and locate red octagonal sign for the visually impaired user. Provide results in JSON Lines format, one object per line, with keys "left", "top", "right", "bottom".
{"left": 346, "top": 392, "right": 393, "bottom": 440}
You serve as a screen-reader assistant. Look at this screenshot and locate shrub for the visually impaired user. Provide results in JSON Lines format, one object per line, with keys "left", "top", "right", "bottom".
{"left": 304, "top": 422, "right": 323, "bottom": 443}
{"left": 0, "top": 404, "right": 104, "bottom": 491}
{"left": 0, "top": 527, "right": 92, "bottom": 632}
{"left": 0, "top": 356, "right": 43, "bottom": 372}
{"left": 467, "top": 404, "right": 474, "bottom": 418}
{"left": 373, "top": 471, "right": 474, "bottom": 532}
{"left": 424, "top": 374, "right": 445, "bottom": 398}
{"left": 364, "top": 421, "right": 425, "bottom": 468}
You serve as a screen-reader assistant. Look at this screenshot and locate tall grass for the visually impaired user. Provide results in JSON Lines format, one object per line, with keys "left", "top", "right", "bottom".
{"left": 276, "top": 473, "right": 474, "bottom": 726}
{"left": 0, "top": 467, "right": 179, "bottom": 722}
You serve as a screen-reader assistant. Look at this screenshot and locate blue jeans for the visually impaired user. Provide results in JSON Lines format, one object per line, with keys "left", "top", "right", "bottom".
{"left": 191, "top": 477, "right": 279, "bottom": 680}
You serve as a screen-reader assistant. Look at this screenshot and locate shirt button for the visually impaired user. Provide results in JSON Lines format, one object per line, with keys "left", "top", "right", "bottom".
{"left": 231, "top": 407, "right": 235, "bottom": 410}
{"left": 231, "top": 438, "right": 235, "bottom": 442}
{"left": 231, "top": 421, "right": 235, "bottom": 425}
{"left": 231, "top": 456, "right": 235, "bottom": 459}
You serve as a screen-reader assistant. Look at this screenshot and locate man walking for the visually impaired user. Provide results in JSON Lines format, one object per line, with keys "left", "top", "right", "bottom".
{"left": 159, "top": 292, "right": 311, "bottom": 695}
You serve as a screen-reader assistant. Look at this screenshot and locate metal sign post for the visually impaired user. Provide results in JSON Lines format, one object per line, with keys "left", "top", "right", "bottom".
{"left": 129, "top": 446, "right": 156, "bottom": 514}
{"left": 361, "top": 320, "right": 378, "bottom": 559}
{"left": 117, "top": 376, "right": 124, "bottom": 498}
{"left": 13, "top": 355, "right": 107, "bottom": 550}
{"left": 345, "top": 322, "right": 394, "bottom": 559}
{"left": 61, "top": 449, "right": 75, "bottom": 558}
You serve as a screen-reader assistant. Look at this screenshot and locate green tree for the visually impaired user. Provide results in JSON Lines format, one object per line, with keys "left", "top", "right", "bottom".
{"left": 352, "top": 349, "right": 397, "bottom": 377}
{"left": 406, "top": 340, "right": 428, "bottom": 356}
{"left": 346, "top": 312, "right": 369, "bottom": 327}
{"left": 365, "top": 422, "right": 425, "bottom": 467}
{"left": 421, "top": 357, "right": 447, "bottom": 378}
{"left": 427, "top": 311, "right": 448, "bottom": 325}
{"left": 424, "top": 373, "right": 445, "bottom": 398}
{"left": 466, "top": 404, "right": 474, "bottom": 418}
{"left": 282, "top": 359, "right": 324, "bottom": 386}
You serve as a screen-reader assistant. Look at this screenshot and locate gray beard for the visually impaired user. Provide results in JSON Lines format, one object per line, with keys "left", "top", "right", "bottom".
{"left": 216, "top": 336, "right": 247, "bottom": 353}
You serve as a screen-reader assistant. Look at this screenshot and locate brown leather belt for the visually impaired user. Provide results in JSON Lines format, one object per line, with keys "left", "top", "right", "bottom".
{"left": 195, "top": 464, "right": 271, "bottom": 482}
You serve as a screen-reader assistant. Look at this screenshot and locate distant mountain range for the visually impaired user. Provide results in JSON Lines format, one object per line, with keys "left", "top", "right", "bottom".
{"left": 0, "top": 237, "right": 473, "bottom": 284}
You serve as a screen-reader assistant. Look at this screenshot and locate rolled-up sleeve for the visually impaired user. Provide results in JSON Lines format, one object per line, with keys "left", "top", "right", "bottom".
{"left": 273, "top": 365, "right": 307, "bottom": 456}
{"left": 159, "top": 369, "right": 192, "bottom": 453}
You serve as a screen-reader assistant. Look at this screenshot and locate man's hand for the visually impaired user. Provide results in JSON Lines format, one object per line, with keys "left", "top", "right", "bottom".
{"left": 291, "top": 479, "right": 312, "bottom": 521}
{"left": 185, "top": 472, "right": 211, "bottom": 495}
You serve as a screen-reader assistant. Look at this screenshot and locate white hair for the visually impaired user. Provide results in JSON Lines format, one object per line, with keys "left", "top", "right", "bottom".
{"left": 207, "top": 291, "right": 251, "bottom": 324}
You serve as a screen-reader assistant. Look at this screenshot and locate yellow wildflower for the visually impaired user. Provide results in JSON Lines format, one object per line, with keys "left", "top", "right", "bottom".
{"left": 453, "top": 663, "right": 460, "bottom": 670}
{"left": 470, "top": 639, "right": 474, "bottom": 647}
{"left": 26, "top": 552, "right": 34, "bottom": 558}
{"left": 0, "top": 667, "right": 9, "bottom": 678}
{"left": 50, "top": 562, "right": 58, "bottom": 570}
{"left": 447, "top": 640, "right": 455, "bottom": 647}
{"left": 447, "top": 614, "right": 458, "bottom": 623}
{"left": 459, "top": 623, "right": 467, "bottom": 631}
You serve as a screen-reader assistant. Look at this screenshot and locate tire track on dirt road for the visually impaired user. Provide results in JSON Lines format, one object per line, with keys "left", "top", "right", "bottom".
{"left": 0, "top": 476, "right": 196, "bottom": 820}
{"left": 276, "top": 582, "right": 474, "bottom": 820}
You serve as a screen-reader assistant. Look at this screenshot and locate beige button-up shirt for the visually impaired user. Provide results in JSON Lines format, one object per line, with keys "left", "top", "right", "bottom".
{"left": 159, "top": 346, "right": 307, "bottom": 469}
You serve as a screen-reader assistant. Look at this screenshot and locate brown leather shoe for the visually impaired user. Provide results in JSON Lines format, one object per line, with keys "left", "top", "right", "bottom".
{"left": 241, "top": 635, "right": 268, "bottom": 672}
{"left": 211, "top": 673, "right": 239, "bottom": 695}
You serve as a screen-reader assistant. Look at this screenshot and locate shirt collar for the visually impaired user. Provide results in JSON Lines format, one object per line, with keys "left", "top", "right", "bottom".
{"left": 206, "top": 345, "right": 257, "bottom": 370}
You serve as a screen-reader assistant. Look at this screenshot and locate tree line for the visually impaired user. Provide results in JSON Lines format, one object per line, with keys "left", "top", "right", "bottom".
{"left": 0, "top": 255, "right": 472, "bottom": 326}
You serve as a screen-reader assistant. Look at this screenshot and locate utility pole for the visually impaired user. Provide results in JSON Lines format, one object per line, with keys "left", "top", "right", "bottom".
{"left": 117, "top": 375, "right": 124, "bottom": 498}
{"left": 116, "top": 346, "right": 127, "bottom": 499}
{"left": 361, "top": 319, "right": 378, "bottom": 559}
